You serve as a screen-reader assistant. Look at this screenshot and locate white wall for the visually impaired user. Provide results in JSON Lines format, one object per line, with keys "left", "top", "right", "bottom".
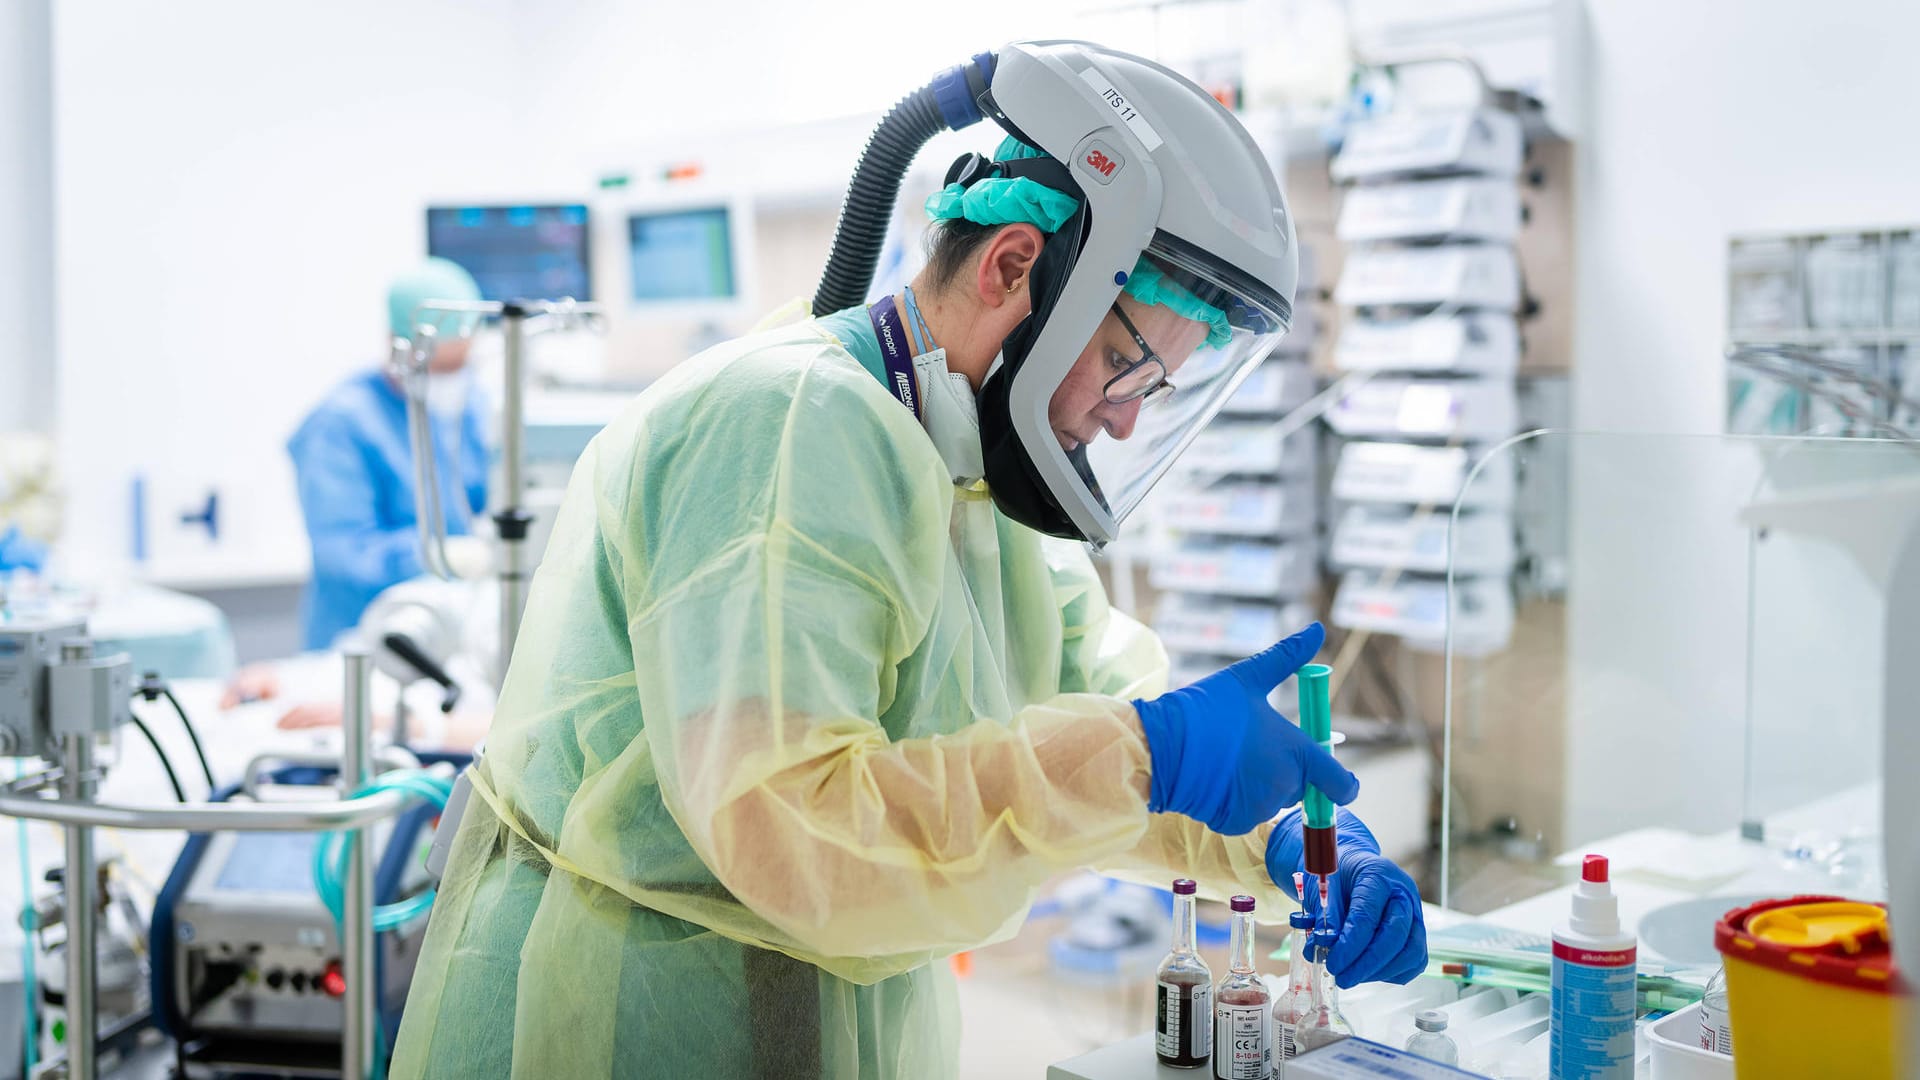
{"left": 52, "top": 0, "right": 530, "bottom": 582}
{"left": 0, "top": 0, "right": 54, "bottom": 434}
{"left": 1563, "top": 0, "right": 1917, "bottom": 844}
{"left": 502, "top": 0, "right": 1212, "bottom": 376}
{"left": 505, "top": 0, "right": 1163, "bottom": 182}
{"left": 1573, "top": 0, "right": 1919, "bottom": 435}
{"left": 45, "top": 0, "right": 1198, "bottom": 584}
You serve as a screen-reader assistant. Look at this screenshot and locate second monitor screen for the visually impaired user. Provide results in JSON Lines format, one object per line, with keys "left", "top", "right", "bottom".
{"left": 427, "top": 204, "right": 592, "bottom": 303}
{"left": 629, "top": 207, "right": 736, "bottom": 302}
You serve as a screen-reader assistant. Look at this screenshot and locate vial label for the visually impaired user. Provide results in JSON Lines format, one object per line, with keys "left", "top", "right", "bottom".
{"left": 1157, "top": 980, "right": 1212, "bottom": 1064}
{"left": 1155, "top": 982, "right": 1174, "bottom": 1058}
{"left": 1698, "top": 1001, "right": 1733, "bottom": 1056}
{"left": 1213, "top": 1001, "right": 1272, "bottom": 1079}
{"left": 1277, "top": 1019, "right": 1298, "bottom": 1060}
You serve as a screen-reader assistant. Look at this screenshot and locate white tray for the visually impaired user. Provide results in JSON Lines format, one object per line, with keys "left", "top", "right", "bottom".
{"left": 1647, "top": 1003, "right": 1734, "bottom": 1080}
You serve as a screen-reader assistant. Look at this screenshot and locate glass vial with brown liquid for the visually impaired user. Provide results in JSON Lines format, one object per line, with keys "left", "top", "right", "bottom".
{"left": 1155, "top": 879, "right": 1213, "bottom": 1069}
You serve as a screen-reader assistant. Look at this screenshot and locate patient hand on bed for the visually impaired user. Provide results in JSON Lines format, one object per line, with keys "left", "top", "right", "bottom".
{"left": 220, "top": 663, "right": 283, "bottom": 708}
{"left": 273, "top": 702, "right": 490, "bottom": 751}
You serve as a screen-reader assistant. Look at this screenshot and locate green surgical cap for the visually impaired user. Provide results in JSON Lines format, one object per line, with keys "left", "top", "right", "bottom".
{"left": 1118, "top": 259, "right": 1233, "bottom": 348}
{"left": 388, "top": 257, "right": 483, "bottom": 339}
{"left": 925, "top": 138, "right": 1233, "bottom": 347}
{"left": 923, "top": 137, "right": 1082, "bottom": 233}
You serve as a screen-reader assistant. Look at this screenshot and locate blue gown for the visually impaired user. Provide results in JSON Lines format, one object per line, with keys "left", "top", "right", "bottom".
{"left": 288, "top": 368, "right": 489, "bottom": 649}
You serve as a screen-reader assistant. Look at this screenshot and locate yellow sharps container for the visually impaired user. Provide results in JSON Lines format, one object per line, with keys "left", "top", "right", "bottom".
{"left": 1714, "top": 895, "right": 1909, "bottom": 1078}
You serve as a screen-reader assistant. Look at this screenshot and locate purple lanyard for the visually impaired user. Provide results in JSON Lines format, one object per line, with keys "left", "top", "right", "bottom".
{"left": 867, "top": 295, "right": 921, "bottom": 420}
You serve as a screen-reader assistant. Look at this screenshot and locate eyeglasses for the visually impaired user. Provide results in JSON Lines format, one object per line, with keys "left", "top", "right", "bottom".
{"left": 1103, "top": 304, "right": 1176, "bottom": 407}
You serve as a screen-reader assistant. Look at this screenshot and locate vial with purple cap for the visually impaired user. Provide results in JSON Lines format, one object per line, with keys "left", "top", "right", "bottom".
{"left": 1213, "top": 895, "right": 1273, "bottom": 1079}
{"left": 1155, "top": 879, "right": 1213, "bottom": 1069}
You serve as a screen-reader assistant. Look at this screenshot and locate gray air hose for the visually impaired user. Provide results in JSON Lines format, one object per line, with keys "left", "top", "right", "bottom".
{"left": 812, "top": 52, "right": 998, "bottom": 316}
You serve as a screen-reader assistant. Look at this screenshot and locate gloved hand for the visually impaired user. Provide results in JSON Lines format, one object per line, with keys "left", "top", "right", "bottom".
{"left": 1269, "top": 808, "right": 1427, "bottom": 985}
{"left": 1135, "top": 623, "right": 1358, "bottom": 836}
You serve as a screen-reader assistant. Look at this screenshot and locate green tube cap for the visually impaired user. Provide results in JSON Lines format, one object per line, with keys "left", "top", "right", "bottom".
{"left": 1297, "top": 663, "right": 1335, "bottom": 828}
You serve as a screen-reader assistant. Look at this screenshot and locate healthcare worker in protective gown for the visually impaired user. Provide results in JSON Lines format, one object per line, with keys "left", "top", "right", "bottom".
{"left": 392, "top": 42, "right": 1425, "bottom": 1079}
{"left": 287, "top": 257, "right": 492, "bottom": 650}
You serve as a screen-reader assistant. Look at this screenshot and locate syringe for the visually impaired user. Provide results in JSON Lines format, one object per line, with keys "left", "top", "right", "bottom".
{"left": 1295, "top": 663, "right": 1338, "bottom": 930}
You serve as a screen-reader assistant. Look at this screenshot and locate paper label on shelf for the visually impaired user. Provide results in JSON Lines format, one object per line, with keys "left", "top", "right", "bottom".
{"left": 1227, "top": 546, "right": 1278, "bottom": 580}
{"left": 1350, "top": 183, "right": 1467, "bottom": 236}
{"left": 1340, "top": 116, "right": 1458, "bottom": 164}
{"left": 1408, "top": 590, "right": 1447, "bottom": 622}
{"left": 1228, "top": 609, "right": 1274, "bottom": 643}
{"left": 1396, "top": 384, "right": 1459, "bottom": 434}
{"left": 1173, "top": 556, "right": 1220, "bottom": 580}
{"left": 1391, "top": 186, "right": 1450, "bottom": 218}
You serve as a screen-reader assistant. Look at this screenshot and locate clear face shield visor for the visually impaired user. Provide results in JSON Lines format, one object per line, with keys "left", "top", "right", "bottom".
{"left": 1064, "top": 244, "right": 1291, "bottom": 531}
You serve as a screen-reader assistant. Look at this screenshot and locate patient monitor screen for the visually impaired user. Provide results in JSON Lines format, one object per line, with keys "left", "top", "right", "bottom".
{"left": 628, "top": 206, "right": 736, "bottom": 302}
{"left": 427, "top": 204, "right": 593, "bottom": 303}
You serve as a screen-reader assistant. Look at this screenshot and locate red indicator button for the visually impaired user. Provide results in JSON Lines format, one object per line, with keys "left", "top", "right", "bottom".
{"left": 321, "top": 960, "right": 347, "bottom": 998}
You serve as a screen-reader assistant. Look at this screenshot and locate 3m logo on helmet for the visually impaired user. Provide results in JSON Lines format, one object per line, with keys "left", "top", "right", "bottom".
{"left": 1080, "top": 140, "right": 1125, "bottom": 186}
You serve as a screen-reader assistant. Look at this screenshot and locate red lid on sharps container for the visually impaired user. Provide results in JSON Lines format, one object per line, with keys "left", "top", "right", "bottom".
{"left": 1172, "top": 879, "right": 1197, "bottom": 895}
{"left": 1715, "top": 895, "right": 1905, "bottom": 995}
{"left": 1583, "top": 855, "right": 1609, "bottom": 883}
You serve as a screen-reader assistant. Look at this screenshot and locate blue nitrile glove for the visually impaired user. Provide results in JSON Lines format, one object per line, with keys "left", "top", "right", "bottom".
{"left": 1269, "top": 808, "right": 1428, "bottom": 985}
{"left": 1134, "top": 623, "right": 1359, "bottom": 836}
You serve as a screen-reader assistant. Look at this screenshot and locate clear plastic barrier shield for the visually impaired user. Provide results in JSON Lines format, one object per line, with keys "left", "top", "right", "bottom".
{"left": 1439, "top": 432, "right": 1918, "bottom": 969}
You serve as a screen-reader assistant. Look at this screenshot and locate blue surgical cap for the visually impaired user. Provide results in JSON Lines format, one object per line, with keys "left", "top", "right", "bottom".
{"left": 388, "top": 257, "right": 483, "bottom": 340}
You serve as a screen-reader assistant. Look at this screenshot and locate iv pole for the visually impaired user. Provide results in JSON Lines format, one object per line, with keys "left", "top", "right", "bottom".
{"left": 393, "top": 298, "right": 604, "bottom": 675}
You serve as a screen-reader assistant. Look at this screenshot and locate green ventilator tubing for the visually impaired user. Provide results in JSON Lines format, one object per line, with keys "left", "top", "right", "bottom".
{"left": 1296, "top": 663, "right": 1334, "bottom": 829}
